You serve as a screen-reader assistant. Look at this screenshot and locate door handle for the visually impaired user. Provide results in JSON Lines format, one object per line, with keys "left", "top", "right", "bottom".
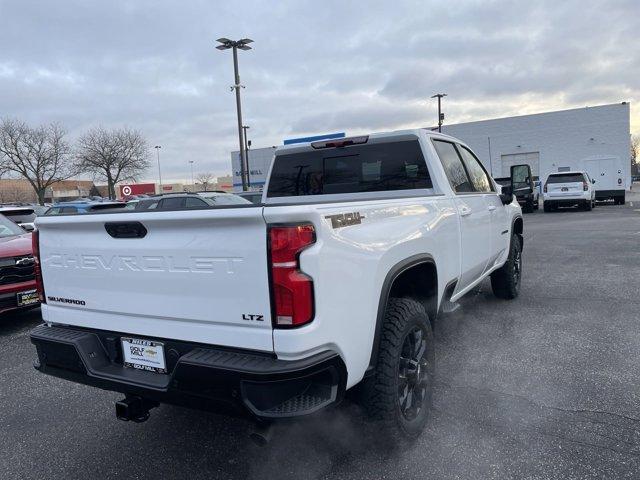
{"left": 459, "top": 206, "right": 472, "bottom": 217}
{"left": 487, "top": 205, "right": 496, "bottom": 212}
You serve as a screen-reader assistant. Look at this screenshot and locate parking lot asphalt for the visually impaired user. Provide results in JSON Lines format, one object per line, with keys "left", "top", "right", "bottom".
{"left": 2, "top": 199, "right": 640, "bottom": 480}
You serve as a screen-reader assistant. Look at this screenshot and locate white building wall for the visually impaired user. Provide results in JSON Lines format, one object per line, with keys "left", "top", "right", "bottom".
{"left": 442, "top": 103, "right": 631, "bottom": 188}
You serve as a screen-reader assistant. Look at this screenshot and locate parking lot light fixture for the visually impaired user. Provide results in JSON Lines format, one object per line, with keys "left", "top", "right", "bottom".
{"left": 216, "top": 37, "right": 253, "bottom": 191}
{"left": 154, "top": 145, "right": 162, "bottom": 192}
{"left": 431, "top": 93, "right": 447, "bottom": 132}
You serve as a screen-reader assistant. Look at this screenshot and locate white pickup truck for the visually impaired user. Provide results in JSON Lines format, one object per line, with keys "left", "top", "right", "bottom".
{"left": 30, "top": 130, "right": 532, "bottom": 439}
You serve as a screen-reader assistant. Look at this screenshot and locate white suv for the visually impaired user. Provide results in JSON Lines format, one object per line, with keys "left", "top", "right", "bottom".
{"left": 543, "top": 171, "right": 595, "bottom": 212}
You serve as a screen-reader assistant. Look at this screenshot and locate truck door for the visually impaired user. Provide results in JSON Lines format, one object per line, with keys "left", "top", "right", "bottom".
{"left": 457, "top": 145, "right": 508, "bottom": 271}
{"left": 433, "top": 140, "right": 492, "bottom": 293}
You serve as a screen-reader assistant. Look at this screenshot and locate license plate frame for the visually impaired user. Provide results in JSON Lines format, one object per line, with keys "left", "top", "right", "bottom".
{"left": 121, "top": 337, "right": 167, "bottom": 374}
{"left": 16, "top": 289, "right": 39, "bottom": 307}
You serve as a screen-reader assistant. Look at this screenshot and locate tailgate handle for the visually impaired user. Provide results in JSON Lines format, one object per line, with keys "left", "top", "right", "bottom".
{"left": 104, "top": 222, "right": 147, "bottom": 239}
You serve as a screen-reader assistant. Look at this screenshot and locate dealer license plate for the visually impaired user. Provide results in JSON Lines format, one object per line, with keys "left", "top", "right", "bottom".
{"left": 17, "top": 289, "right": 39, "bottom": 307}
{"left": 121, "top": 337, "right": 167, "bottom": 373}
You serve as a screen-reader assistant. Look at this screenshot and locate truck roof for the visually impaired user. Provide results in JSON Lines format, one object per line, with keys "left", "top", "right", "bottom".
{"left": 274, "top": 129, "right": 463, "bottom": 155}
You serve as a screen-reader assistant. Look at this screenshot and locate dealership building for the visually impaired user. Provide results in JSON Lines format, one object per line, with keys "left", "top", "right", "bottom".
{"left": 231, "top": 102, "right": 631, "bottom": 192}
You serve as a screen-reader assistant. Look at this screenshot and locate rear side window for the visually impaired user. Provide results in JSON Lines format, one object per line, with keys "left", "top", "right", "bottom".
{"left": 267, "top": 140, "right": 432, "bottom": 197}
{"left": 160, "top": 197, "right": 185, "bottom": 209}
{"left": 60, "top": 206, "right": 78, "bottom": 214}
{"left": 184, "top": 197, "right": 208, "bottom": 208}
{"left": 547, "top": 173, "right": 585, "bottom": 183}
{"left": 432, "top": 140, "right": 473, "bottom": 193}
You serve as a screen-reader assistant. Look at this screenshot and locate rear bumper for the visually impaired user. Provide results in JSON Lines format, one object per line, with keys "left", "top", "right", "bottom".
{"left": 31, "top": 324, "right": 346, "bottom": 419}
{"left": 595, "top": 189, "right": 625, "bottom": 200}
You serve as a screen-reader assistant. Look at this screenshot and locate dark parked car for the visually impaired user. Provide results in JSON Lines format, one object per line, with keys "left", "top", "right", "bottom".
{"left": 494, "top": 177, "right": 539, "bottom": 213}
{"left": 132, "top": 193, "right": 251, "bottom": 211}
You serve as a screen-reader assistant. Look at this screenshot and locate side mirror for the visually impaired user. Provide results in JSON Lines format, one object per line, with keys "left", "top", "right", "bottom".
{"left": 592, "top": 178, "right": 596, "bottom": 184}
{"left": 499, "top": 184, "right": 513, "bottom": 205}
{"left": 510, "top": 164, "right": 534, "bottom": 195}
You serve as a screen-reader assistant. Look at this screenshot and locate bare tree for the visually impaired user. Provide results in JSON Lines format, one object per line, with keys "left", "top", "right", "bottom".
{"left": 196, "top": 172, "right": 215, "bottom": 191}
{"left": 77, "top": 126, "right": 151, "bottom": 199}
{"left": 0, "top": 119, "right": 81, "bottom": 205}
{"left": 632, "top": 134, "right": 639, "bottom": 167}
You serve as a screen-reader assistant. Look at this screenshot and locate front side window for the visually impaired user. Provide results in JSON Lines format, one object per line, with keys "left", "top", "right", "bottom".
{"left": 267, "top": 140, "right": 432, "bottom": 197}
{"left": 432, "top": 140, "right": 473, "bottom": 193}
{"left": 458, "top": 146, "right": 493, "bottom": 192}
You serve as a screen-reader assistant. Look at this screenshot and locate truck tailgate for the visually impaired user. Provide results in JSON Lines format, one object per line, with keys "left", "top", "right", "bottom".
{"left": 37, "top": 208, "right": 274, "bottom": 352}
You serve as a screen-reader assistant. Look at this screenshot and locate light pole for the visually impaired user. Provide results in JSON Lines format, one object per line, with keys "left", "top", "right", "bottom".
{"left": 189, "top": 160, "right": 194, "bottom": 188}
{"left": 154, "top": 145, "right": 162, "bottom": 193}
{"left": 242, "top": 125, "right": 251, "bottom": 189}
{"left": 431, "top": 93, "right": 447, "bottom": 132}
{"left": 216, "top": 37, "right": 253, "bottom": 191}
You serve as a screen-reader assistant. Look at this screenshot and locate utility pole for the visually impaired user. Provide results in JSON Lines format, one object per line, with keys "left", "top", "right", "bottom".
{"left": 189, "top": 160, "right": 194, "bottom": 188}
{"left": 242, "top": 125, "right": 251, "bottom": 189}
{"left": 216, "top": 37, "right": 253, "bottom": 191}
{"left": 431, "top": 93, "right": 447, "bottom": 132}
{"left": 154, "top": 145, "right": 162, "bottom": 193}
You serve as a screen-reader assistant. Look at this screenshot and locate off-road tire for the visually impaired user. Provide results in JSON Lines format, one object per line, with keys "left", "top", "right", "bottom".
{"left": 361, "top": 297, "right": 434, "bottom": 440}
{"left": 491, "top": 234, "right": 522, "bottom": 299}
{"left": 584, "top": 200, "right": 593, "bottom": 211}
{"left": 543, "top": 202, "right": 552, "bottom": 213}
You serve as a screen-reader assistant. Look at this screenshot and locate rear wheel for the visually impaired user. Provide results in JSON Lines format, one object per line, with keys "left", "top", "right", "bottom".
{"left": 584, "top": 200, "right": 592, "bottom": 211}
{"left": 491, "top": 234, "right": 522, "bottom": 299}
{"left": 543, "top": 201, "right": 552, "bottom": 213}
{"left": 361, "top": 297, "right": 434, "bottom": 440}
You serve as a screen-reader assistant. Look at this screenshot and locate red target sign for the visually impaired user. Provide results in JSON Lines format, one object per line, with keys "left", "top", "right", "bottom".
{"left": 119, "top": 183, "right": 155, "bottom": 197}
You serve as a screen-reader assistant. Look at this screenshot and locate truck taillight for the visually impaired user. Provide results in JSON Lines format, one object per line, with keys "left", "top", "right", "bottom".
{"left": 32, "top": 230, "right": 46, "bottom": 303}
{"left": 543, "top": 183, "right": 548, "bottom": 193}
{"left": 268, "top": 224, "right": 315, "bottom": 328}
{"left": 583, "top": 181, "right": 588, "bottom": 191}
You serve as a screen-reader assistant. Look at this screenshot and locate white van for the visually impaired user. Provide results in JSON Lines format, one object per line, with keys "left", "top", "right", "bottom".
{"left": 582, "top": 157, "right": 626, "bottom": 205}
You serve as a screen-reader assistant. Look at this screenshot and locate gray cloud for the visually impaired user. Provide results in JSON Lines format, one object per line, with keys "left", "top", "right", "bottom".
{"left": 0, "top": 0, "right": 638, "bottom": 181}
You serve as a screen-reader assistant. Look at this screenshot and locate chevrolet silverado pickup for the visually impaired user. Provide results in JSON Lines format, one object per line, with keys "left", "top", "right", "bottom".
{"left": 30, "top": 130, "right": 531, "bottom": 439}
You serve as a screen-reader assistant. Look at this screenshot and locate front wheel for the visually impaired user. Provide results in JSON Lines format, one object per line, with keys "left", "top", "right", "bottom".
{"left": 360, "top": 297, "right": 434, "bottom": 440}
{"left": 491, "top": 234, "right": 522, "bottom": 299}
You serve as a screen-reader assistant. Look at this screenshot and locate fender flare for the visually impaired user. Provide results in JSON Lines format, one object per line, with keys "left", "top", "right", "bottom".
{"left": 511, "top": 214, "right": 524, "bottom": 250}
{"left": 366, "top": 253, "right": 436, "bottom": 373}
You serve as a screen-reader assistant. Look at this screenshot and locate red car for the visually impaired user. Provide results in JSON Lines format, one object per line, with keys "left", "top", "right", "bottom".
{"left": 0, "top": 214, "right": 39, "bottom": 314}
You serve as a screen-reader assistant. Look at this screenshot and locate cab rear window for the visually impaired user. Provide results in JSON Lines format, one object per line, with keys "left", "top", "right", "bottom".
{"left": 267, "top": 140, "right": 432, "bottom": 197}
{"left": 547, "top": 173, "right": 584, "bottom": 183}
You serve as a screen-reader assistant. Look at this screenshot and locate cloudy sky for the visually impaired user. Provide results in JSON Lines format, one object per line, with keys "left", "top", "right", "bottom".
{"left": 0, "top": 0, "right": 638, "bottom": 182}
